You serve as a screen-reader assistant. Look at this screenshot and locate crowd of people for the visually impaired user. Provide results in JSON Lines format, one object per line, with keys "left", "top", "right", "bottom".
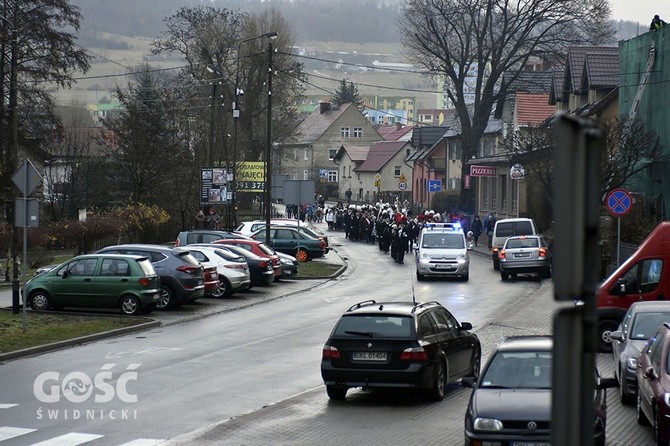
{"left": 320, "top": 201, "right": 492, "bottom": 265}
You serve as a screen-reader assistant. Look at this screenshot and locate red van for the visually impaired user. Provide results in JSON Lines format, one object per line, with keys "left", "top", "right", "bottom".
{"left": 596, "top": 222, "right": 669, "bottom": 352}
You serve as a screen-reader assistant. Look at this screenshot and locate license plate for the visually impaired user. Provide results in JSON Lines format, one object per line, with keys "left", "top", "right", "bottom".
{"left": 352, "top": 352, "right": 387, "bottom": 361}
{"left": 434, "top": 264, "right": 452, "bottom": 270}
{"left": 152, "top": 293, "right": 160, "bottom": 301}
{"left": 512, "top": 442, "right": 549, "bottom": 446}
{"left": 515, "top": 253, "right": 531, "bottom": 258}
{"left": 284, "top": 270, "right": 292, "bottom": 275}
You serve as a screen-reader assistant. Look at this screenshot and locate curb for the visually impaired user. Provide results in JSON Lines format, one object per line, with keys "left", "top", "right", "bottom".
{"left": 0, "top": 317, "right": 160, "bottom": 362}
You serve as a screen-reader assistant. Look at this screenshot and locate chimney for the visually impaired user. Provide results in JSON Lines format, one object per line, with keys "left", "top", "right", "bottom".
{"left": 319, "top": 101, "right": 332, "bottom": 114}
{"left": 395, "top": 122, "right": 402, "bottom": 131}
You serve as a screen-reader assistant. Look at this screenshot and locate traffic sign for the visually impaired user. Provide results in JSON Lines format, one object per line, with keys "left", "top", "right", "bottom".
{"left": 374, "top": 173, "right": 381, "bottom": 181}
{"left": 510, "top": 163, "right": 525, "bottom": 180}
{"left": 606, "top": 188, "right": 633, "bottom": 217}
{"left": 374, "top": 179, "right": 381, "bottom": 188}
{"left": 398, "top": 181, "right": 407, "bottom": 191}
{"left": 427, "top": 180, "right": 441, "bottom": 192}
{"left": 398, "top": 173, "right": 406, "bottom": 182}
{"left": 12, "top": 159, "right": 41, "bottom": 196}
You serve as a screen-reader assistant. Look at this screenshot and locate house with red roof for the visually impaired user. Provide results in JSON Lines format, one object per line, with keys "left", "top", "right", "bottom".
{"left": 352, "top": 140, "right": 413, "bottom": 204}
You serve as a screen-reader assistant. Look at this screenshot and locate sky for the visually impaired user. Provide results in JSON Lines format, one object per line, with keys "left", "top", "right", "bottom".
{"left": 610, "top": 0, "right": 666, "bottom": 25}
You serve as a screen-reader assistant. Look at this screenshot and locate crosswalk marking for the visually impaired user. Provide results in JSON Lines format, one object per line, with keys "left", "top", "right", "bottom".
{"left": 0, "top": 427, "right": 36, "bottom": 441}
{"left": 117, "top": 440, "right": 165, "bottom": 446}
{"left": 0, "top": 404, "right": 18, "bottom": 409}
{"left": 29, "top": 433, "right": 104, "bottom": 445}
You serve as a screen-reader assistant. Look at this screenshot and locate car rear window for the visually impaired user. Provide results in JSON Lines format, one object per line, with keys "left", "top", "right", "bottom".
{"left": 422, "top": 233, "right": 465, "bottom": 249}
{"left": 333, "top": 315, "right": 413, "bottom": 338}
{"left": 136, "top": 258, "right": 156, "bottom": 276}
{"left": 506, "top": 238, "right": 539, "bottom": 249}
{"left": 258, "top": 243, "right": 275, "bottom": 256}
{"left": 497, "top": 221, "right": 535, "bottom": 237}
{"left": 175, "top": 251, "right": 201, "bottom": 266}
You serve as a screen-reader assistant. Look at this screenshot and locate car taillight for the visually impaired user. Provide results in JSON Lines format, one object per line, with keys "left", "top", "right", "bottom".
{"left": 175, "top": 238, "right": 180, "bottom": 247}
{"left": 319, "top": 239, "right": 326, "bottom": 249}
{"left": 539, "top": 247, "right": 547, "bottom": 257}
{"left": 322, "top": 345, "right": 340, "bottom": 359}
{"left": 176, "top": 265, "right": 200, "bottom": 274}
{"left": 259, "top": 260, "right": 269, "bottom": 268}
{"left": 138, "top": 277, "right": 151, "bottom": 286}
{"left": 228, "top": 264, "right": 247, "bottom": 270}
{"left": 399, "top": 346, "right": 428, "bottom": 361}
{"left": 499, "top": 249, "right": 506, "bottom": 259}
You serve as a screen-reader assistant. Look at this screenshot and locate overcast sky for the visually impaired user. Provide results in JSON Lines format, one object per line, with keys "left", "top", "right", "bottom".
{"left": 610, "top": 0, "right": 666, "bottom": 25}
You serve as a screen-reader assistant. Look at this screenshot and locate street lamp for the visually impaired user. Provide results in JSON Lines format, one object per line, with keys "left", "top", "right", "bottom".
{"left": 231, "top": 31, "right": 278, "bottom": 243}
{"left": 264, "top": 33, "right": 278, "bottom": 246}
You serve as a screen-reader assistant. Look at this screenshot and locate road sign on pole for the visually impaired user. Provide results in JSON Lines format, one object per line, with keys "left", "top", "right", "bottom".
{"left": 398, "top": 181, "right": 407, "bottom": 191}
{"left": 427, "top": 180, "right": 441, "bottom": 192}
{"left": 605, "top": 188, "right": 633, "bottom": 217}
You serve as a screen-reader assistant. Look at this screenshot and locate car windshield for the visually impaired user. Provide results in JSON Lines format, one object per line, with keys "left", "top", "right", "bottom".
{"left": 629, "top": 312, "right": 670, "bottom": 340}
{"left": 480, "top": 351, "right": 552, "bottom": 389}
{"left": 333, "top": 315, "right": 413, "bottom": 338}
{"left": 506, "top": 238, "right": 539, "bottom": 249}
{"left": 422, "top": 233, "right": 464, "bottom": 249}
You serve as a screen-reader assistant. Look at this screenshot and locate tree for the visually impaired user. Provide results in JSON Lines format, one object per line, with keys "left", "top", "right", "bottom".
{"left": 332, "top": 78, "right": 361, "bottom": 105}
{"left": 399, "top": 0, "right": 614, "bottom": 211}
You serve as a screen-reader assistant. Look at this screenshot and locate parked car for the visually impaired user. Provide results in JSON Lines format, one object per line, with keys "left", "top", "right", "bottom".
{"left": 490, "top": 218, "right": 538, "bottom": 270}
{"left": 276, "top": 251, "right": 299, "bottom": 279}
{"left": 212, "top": 239, "right": 283, "bottom": 279}
{"left": 462, "top": 335, "right": 616, "bottom": 446}
{"left": 321, "top": 299, "right": 480, "bottom": 401}
{"left": 498, "top": 235, "right": 552, "bottom": 280}
{"left": 250, "top": 226, "right": 327, "bottom": 262}
{"left": 414, "top": 222, "right": 470, "bottom": 281}
{"left": 96, "top": 244, "right": 206, "bottom": 310}
{"left": 213, "top": 243, "right": 275, "bottom": 286}
{"left": 175, "top": 229, "right": 248, "bottom": 247}
{"left": 236, "top": 220, "right": 329, "bottom": 251}
{"left": 185, "top": 245, "right": 252, "bottom": 297}
{"left": 636, "top": 321, "right": 670, "bottom": 444}
{"left": 611, "top": 301, "right": 670, "bottom": 405}
{"left": 23, "top": 254, "right": 161, "bottom": 315}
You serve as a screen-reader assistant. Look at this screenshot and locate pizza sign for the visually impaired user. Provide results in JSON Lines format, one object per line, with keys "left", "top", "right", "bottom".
{"left": 470, "top": 165, "right": 497, "bottom": 177}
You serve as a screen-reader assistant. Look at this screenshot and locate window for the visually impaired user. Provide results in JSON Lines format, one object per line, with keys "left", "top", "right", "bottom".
{"left": 327, "top": 170, "right": 338, "bottom": 182}
{"left": 293, "top": 169, "right": 298, "bottom": 180}
{"left": 394, "top": 166, "right": 401, "bottom": 177}
{"left": 342, "top": 166, "right": 346, "bottom": 178}
{"left": 340, "top": 126, "right": 350, "bottom": 138}
{"left": 304, "top": 149, "right": 309, "bottom": 160}
{"left": 418, "top": 314, "right": 438, "bottom": 338}
{"left": 303, "top": 170, "right": 309, "bottom": 180}
{"left": 329, "top": 149, "right": 337, "bottom": 160}
{"left": 100, "top": 259, "right": 130, "bottom": 276}
{"left": 353, "top": 127, "right": 362, "bottom": 138}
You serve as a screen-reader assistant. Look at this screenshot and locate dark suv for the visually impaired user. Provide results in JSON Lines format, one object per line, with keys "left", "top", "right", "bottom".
{"left": 636, "top": 321, "right": 670, "bottom": 444}
{"left": 321, "top": 300, "right": 480, "bottom": 401}
{"left": 97, "top": 244, "right": 205, "bottom": 309}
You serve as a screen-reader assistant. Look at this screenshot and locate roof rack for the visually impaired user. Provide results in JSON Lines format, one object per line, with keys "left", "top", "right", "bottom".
{"left": 347, "top": 300, "right": 377, "bottom": 312}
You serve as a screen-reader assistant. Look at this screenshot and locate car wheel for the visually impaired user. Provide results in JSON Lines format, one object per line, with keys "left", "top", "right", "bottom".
{"left": 597, "top": 319, "right": 619, "bottom": 353}
{"left": 637, "top": 391, "right": 651, "bottom": 426}
{"left": 500, "top": 270, "right": 509, "bottom": 281}
{"left": 471, "top": 348, "right": 481, "bottom": 380}
{"left": 493, "top": 258, "right": 500, "bottom": 271}
{"left": 158, "top": 286, "right": 176, "bottom": 310}
{"left": 295, "top": 249, "right": 309, "bottom": 263}
{"left": 416, "top": 271, "right": 424, "bottom": 281}
{"left": 427, "top": 361, "right": 447, "bottom": 401}
{"left": 210, "top": 277, "right": 232, "bottom": 298}
{"left": 619, "top": 368, "right": 635, "bottom": 405}
{"left": 326, "top": 385, "right": 347, "bottom": 400}
{"left": 29, "top": 291, "right": 52, "bottom": 311}
{"left": 119, "top": 295, "right": 142, "bottom": 316}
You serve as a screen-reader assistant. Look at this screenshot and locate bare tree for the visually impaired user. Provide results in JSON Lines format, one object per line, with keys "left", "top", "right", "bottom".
{"left": 399, "top": 0, "right": 614, "bottom": 211}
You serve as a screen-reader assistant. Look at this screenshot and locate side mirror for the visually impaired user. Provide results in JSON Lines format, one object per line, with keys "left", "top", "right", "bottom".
{"left": 610, "top": 330, "right": 624, "bottom": 342}
{"left": 62, "top": 270, "right": 70, "bottom": 278}
{"left": 645, "top": 366, "right": 658, "bottom": 380}
{"left": 615, "top": 278, "right": 627, "bottom": 295}
{"left": 460, "top": 322, "right": 473, "bottom": 331}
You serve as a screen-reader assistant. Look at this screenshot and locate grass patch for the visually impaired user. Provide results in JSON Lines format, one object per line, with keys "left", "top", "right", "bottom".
{"left": 297, "top": 261, "right": 342, "bottom": 277}
{"left": 0, "top": 310, "right": 148, "bottom": 354}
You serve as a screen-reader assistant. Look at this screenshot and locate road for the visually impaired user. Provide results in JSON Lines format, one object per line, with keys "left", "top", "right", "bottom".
{"left": 0, "top": 224, "right": 654, "bottom": 445}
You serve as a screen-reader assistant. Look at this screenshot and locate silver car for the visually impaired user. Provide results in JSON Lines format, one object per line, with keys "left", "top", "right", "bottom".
{"left": 498, "top": 235, "right": 551, "bottom": 280}
{"left": 610, "top": 301, "right": 670, "bottom": 405}
{"left": 415, "top": 223, "right": 470, "bottom": 281}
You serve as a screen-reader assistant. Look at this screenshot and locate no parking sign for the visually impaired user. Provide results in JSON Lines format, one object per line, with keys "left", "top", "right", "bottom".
{"left": 605, "top": 188, "right": 633, "bottom": 217}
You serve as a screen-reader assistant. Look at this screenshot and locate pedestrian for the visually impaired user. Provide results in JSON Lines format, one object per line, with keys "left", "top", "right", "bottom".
{"left": 194, "top": 210, "right": 206, "bottom": 229}
{"left": 650, "top": 14, "right": 666, "bottom": 31}
{"left": 206, "top": 208, "right": 221, "bottom": 229}
{"left": 485, "top": 212, "right": 496, "bottom": 249}
{"left": 345, "top": 188, "right": 352, "bottom": 205}
{"left": 471, "top": 215, "right": 483, "bottom": 247}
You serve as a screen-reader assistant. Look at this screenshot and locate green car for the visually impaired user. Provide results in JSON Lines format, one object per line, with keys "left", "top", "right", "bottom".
{"left": 23, "top": 254, "right": 161, "bottom": 316}
{"left": 251, "top": 226, "right": 327, "bottom": 262}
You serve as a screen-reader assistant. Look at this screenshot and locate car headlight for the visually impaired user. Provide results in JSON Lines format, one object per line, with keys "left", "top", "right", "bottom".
{"left": 626, "top": 356, "right": 637, "bottom": 369}
{"left": 473, "top": 418, "right": 503, "bottom": 431}
{"left": 457, "top": 254, "right": 466, "bottom": 261}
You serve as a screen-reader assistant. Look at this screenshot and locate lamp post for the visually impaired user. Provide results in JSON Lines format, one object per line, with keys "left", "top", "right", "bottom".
{"left": 233, "top": 31, "right": 278, "bottom": 233}
{"left": 264, "top": 36, "right": 277, "bottom": 246}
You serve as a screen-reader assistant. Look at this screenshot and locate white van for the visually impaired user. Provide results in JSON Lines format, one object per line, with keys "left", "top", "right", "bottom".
{"left": 415, "top": 222, "right": 470, "bottom": 281}
{"left": 490, "top": 218, "right": 538, "bottom": 270}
